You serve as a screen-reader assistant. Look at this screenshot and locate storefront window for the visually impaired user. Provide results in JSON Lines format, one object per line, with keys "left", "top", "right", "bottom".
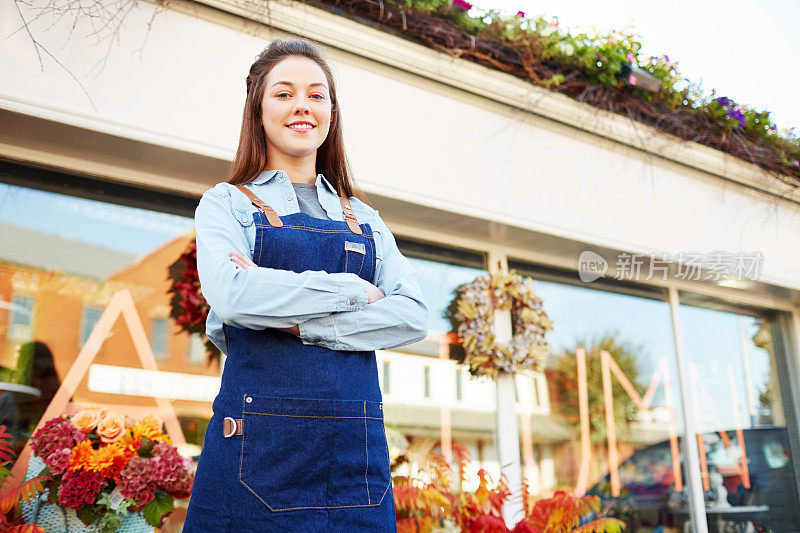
{"left": 0, "top": 179, "right": 215, "bottom": 529}
{"left": 678, "top": 301, "right": 800, "bottom": 531}
{"left": 510, "top": 260, "right": 686, "bottom": 529}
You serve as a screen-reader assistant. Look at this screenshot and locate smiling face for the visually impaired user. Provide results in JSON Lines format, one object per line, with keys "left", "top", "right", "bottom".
{"left": 261, "top": 56, "right": 333, "bottom": 162}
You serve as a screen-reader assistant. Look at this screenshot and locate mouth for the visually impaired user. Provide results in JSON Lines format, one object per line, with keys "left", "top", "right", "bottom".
{"left": 286, "top": 123, "right": 316, "bottom": 132}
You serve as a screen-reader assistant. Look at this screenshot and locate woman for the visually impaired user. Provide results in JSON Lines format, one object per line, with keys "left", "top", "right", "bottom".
{"left": 184, "top": 38, "right": 428, "bottom": 532}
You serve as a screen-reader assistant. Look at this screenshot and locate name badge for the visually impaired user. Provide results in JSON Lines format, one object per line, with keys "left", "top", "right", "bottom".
{"left": 344, "top": 241, "right": 366, "bottom": 255}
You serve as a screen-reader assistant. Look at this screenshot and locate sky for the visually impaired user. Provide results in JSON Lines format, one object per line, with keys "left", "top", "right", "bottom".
{"left": 471, "top": 0, "right": 800, "bottom": 131}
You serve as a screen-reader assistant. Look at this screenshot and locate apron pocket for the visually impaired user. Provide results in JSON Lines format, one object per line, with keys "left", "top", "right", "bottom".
{"left": 238, "top": 395, "right": 390, "bottom": 512}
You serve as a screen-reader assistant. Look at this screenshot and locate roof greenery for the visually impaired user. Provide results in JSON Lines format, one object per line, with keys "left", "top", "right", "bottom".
{"left": 302, "top": 0, "right": 800, "bottom": 183}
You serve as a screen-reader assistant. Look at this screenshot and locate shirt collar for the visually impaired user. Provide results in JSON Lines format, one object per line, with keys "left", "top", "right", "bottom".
{"left": 252, "top": 169, "right": 338, "bottom": 196}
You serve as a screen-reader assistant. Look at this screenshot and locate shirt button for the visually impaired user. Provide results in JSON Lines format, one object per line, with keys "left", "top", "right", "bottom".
{"left": 349, "top": 299, "right": 356, "bottom": 305}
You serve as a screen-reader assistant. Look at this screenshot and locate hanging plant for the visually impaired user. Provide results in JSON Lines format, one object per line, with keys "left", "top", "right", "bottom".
{"left": 446, "top": 270, "right": 553, "bottom": 379}
{"left": 166, "top": 239, "right": 220, "bottom": 366}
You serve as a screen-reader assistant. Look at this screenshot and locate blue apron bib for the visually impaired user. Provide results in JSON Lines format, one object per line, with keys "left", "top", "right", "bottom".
{"left": 184, "top": 186, "right": 396, "bottom": 532}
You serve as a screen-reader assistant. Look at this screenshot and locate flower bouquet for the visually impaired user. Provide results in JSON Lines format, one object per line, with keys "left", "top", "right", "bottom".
{"left": 21, "top": 407, "right": 194, "bottom": 532}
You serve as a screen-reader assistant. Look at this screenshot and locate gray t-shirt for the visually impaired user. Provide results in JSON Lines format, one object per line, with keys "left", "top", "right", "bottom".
{"left": 291, "top": 182, "right": 330, "bottom": 220}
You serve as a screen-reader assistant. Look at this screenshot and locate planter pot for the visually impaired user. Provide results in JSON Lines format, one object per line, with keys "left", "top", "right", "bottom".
{"left": 20, "top": 455, "right": 154, "bottom": 532}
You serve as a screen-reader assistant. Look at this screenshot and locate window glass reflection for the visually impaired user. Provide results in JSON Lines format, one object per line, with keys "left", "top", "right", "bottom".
{"left": 679, "top": 304, "right": 800, "bottom": 530}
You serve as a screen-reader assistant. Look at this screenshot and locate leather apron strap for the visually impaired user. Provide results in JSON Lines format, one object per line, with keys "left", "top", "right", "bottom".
{"left": 235, "top": 184, "right": 283, "bottom": 228}
{"left": 235, "top": 183, "right": 363, "bottom": 234}
{"left": 340, "top": 196, "right": 363, "bottom": 235}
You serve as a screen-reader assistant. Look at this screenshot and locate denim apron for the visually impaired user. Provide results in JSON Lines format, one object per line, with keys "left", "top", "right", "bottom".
{"left": 184, "top": 185, "right": 396, "bottom": 532}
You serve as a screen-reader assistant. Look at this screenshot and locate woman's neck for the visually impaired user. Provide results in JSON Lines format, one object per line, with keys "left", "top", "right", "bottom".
{"left": 265, "top": 160, "right": 317, "bottom": 185}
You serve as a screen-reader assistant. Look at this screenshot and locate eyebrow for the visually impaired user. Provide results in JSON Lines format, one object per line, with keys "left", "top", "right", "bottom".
{"left": 271, "top": 81, "right": 328, "bottom": 89}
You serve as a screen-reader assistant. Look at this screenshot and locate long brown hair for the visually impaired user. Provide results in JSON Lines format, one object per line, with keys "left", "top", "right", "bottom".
{"left": 226, "top": 38, "right": 368, "bottom": 203}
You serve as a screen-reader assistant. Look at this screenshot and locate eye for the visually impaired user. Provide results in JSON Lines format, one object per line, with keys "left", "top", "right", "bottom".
{"left": 276, "top": 92, "right": 290, "bottom": 98}
{"left": 311, "top": 94, "right": 325, "bottom": 99}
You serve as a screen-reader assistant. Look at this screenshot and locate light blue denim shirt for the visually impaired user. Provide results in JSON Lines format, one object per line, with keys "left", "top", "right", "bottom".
{"left": 194, "top": 169, "right": 428, "bottom": 355}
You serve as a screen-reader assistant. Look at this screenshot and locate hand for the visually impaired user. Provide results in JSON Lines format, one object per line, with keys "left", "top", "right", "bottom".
{"left": 230, "top": 251, "right": 256, "bottom": 270}
{"left": 364, "top": 280, "right": 385, "bottom": 303}
{"left": 274, "top": 324, "right": 300, "bottom": 335}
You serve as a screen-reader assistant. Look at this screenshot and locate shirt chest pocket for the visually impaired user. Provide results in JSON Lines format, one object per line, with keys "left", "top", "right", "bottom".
{"left": 231, "top": 208, "right": 256, "bottom": 257}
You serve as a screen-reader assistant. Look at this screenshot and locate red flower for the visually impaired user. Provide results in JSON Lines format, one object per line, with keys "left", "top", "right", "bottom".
{"left": 152, "top": 442, "right": 193, "bottom": 498}
{"left": 452, "top": 0, "right": 472, "bottom": 12}
{"left": 119, "top": 456, "right": 158, "bottom": 510}
{"left": 31, "top": 417, "right": 87, "bottom": 461}
{"left": 57, "top": 469, "right": 105, "bottom": 508}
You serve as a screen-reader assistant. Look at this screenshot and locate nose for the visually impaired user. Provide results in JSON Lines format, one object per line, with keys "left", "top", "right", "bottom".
{"left": 292, "top": 99, "right": 311, "bottom": 114}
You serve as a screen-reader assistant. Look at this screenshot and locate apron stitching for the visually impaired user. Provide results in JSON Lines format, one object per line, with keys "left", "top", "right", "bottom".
{"left": 355, "top": 238, "right": 365, "bottom": 277}
{"left": 364, "top": 401, "right": 371, "bottom": 505}
{"left": 238, "top": 395, "right": 278, "bottom": 512}
{"left": 242, "top": 411, "right": 383, "bottom": 420}
{"left": 365, "top": 227, "right": 375, "bottom": 281}
{"left": 255, "top": 223, "right": 372, "bottom": 236}
{"left": 256, "top": 213, "right": 264, "bottom": 264}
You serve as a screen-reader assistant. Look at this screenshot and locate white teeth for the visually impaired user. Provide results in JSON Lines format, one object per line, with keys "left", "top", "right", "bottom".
{"left": 288, "top": 124, "right": 314, "bottom": 130}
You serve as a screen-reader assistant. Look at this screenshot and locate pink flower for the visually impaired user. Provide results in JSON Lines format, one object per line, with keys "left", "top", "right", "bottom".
{"left": 628, "top": 74, "right": 638, "bottom": 85}
{"left": 31, "top": 417, "right": 88, "bottom": 461}
{"left": 119, "top": 456, "right": 158, "bottom": 510}
{"left": 793, "top": 161, "right": 799, "bottom": 167}
{"left": 516, "top": 10, "right": 525, "bottom": 17}
{"left": 151, "top": 442, "right": 193, "bottom": 498}
{"left": 451, "top": 0, "right": 472, "bottom": 12}
{"left": 45, "top": 448, "right": 73, "bottom": 475}
{"left": 57, "top": 469, "right": 105, "bottom": 509}
{"left": 626, "top": 53, "right": 635, "bottom": 62}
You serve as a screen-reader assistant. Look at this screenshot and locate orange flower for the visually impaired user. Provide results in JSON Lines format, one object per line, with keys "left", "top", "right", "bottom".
{"left": 118, "top": 421, "right": 170, "bottom": 455}
{"left": 96, "top": 414, "right": 126, "bottom": 443}
{"left": 71, "top": 407, "right": 106, "bottom": 433}
{"left": 68, "top": 440, "right": 134, "bottom": 481}
{"left": 139, "top": 414, "right": 163, "bottom": 434}
{"left": 68, "top": 440, "right": 95, "bottom": 471}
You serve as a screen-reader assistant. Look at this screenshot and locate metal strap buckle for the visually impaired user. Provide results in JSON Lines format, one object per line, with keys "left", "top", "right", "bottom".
{"left": 223, "top": 416, "right": 241, "bottom": 438}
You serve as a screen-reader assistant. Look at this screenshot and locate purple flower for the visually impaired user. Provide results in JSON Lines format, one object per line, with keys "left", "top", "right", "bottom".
{"left": 727, "top": 107, "right": 746, "bottom": 128}
{"left": 595, "top": 51, "right": 601, "bottom": 61}
{"left": 516, "top": 10, "right": 525, "bottom": 17}
{"left": 715, "top": 96, "right": 733, "bottom": 107}
{"left": 794, "top": 161, "right": 800, "bottom": 168}
{"left": 451, "top": 0, "right": 472, "bottom": 11}
{"left": 768, "top": 124, "right": 777, "bottom": 131}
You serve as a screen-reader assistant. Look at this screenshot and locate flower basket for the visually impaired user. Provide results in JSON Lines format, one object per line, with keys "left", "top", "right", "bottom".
{"left": 21, "top": 455, "right": 153, "bottom": 533}
{"left": 18, "top": 408, "right": 194, "bottom": 532}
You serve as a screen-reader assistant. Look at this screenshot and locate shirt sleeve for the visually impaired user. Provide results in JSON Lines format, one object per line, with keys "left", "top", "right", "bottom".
{"left": 297, "top": 208, "right": 429, "bottom": 351}
{"left": 195, "top": 185, "right": 369, "bottom": 330}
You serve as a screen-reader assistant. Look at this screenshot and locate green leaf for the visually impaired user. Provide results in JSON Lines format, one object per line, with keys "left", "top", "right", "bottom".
{"left": 47, "top": 477, "right": 61, "bottom": 504}
{"left": 100, "top": 513, "right": 122, "bottom": 533}
{"left": 137, "top": 436, "right": 155, "bottom": 458}
{"left": 76, "top": 504, "right": 101, "bottom": 527}
{"left": 142, "top": 492, "right": 174, "bottom": 526}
